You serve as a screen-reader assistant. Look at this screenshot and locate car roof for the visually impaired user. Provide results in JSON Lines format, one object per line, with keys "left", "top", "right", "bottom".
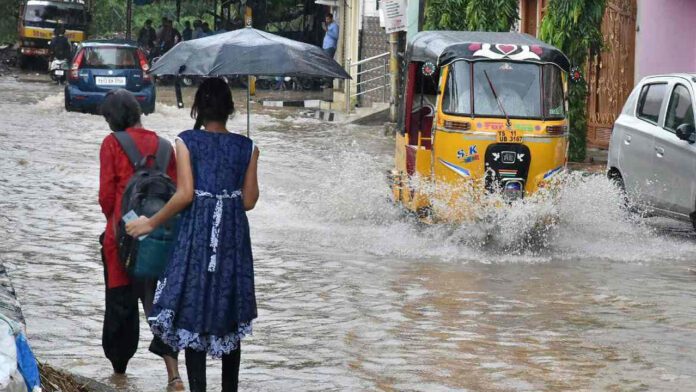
{"left": 81, "top": 39, "right": 138, "bottom": 48}
{"left": 640, "top": 73, "right": 696, "bottom": 84}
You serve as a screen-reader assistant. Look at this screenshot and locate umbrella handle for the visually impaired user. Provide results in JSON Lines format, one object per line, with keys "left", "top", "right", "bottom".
{"left": 175, "top": 78, "right": 184, "bottom": 109}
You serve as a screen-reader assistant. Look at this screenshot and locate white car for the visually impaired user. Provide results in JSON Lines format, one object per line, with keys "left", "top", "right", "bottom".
{"left": 607, "top": 74, "right": 696, "bottom": 227}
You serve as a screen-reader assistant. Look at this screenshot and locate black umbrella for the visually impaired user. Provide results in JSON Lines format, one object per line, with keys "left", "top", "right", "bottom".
{"left": 149, "top": 27, "right": 351, "bottom": 135}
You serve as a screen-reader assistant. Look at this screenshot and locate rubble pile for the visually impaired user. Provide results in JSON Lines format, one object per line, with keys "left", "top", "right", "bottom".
{"left": 0, "top": 45, "right": 17, "bottom": 75}
{"left": 38, "top": 364, "right": 88, "bottom": 392}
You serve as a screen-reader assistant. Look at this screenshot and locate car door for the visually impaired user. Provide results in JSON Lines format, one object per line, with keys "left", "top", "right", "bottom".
{"left": 652, "top": 81, "right": 696, "bottom": 215}
{"left": 619, "top": 81, "right": 668, "bottom": 205}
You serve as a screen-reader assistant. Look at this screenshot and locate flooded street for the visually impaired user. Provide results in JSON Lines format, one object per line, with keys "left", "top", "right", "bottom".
{"left": 3, "top": 76, "right": 696, "bottom": 391}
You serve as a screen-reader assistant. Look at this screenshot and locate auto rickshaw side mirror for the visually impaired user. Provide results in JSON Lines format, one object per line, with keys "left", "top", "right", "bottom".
{"left": 676, "top": 123, "right": 696, "bottom": 143}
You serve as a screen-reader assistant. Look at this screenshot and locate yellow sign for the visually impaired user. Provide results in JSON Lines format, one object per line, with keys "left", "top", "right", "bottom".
{"left": 22, "top": 27, "right": 86, "bottom": 42}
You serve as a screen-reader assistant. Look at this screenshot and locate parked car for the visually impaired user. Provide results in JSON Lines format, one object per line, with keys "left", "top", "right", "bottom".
{"left": 64, "top": 40, "right": 155, "bottom": 114}
{"left": 607, "top": 73, "right": 696, "bottom": 227}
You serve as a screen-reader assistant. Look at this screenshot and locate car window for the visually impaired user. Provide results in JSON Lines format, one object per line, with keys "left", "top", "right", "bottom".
{"left": 81, "top": 47, "right": 138, "bottom": 69}
{"left": 664, "top": 84, "right": 695, "bottom": 133}
{"left": 637, "top": 83, "right": 667, "bottom": 124}
{"left": 621, "top": 85, "right": 641, "bottom": 115}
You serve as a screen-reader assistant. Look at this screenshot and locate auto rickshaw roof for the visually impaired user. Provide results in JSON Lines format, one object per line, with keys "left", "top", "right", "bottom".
{"left": 407, "top": 31, "right": 570, "bottom": 72}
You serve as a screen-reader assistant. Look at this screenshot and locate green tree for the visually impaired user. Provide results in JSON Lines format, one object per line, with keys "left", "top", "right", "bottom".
{"left": 424, "top": 0, "right": 518, "bottom": 31}
{"left": 539, "top": 0, "right": 605, "bottom": 161}
{"left": 0, "top": 0, "right": 22, "bottom": 43}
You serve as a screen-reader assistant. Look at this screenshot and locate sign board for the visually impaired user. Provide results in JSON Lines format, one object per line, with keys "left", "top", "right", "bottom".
{"left": 380, "top": 0, "right": 407, "bottom": 34}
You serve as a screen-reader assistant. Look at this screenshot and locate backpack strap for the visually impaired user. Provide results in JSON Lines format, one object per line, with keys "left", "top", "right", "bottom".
{"left": 154, "top": 137, "right": 173, "bottom": 171}
{"left": 113, "top": 131, "right": 143, "bottom": 169}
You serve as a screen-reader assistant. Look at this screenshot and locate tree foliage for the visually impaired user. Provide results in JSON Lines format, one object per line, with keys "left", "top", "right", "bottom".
{"left": 424, "top": 0, "right": 518, "bottom": 31}
{"left": 539, "top": 0, "right": 606, "bottom": 161}
{"left": 0, "top": 0, "right": 22, "bottom": 44}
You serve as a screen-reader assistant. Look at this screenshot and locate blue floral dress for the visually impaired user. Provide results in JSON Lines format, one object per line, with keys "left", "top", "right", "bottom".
{"left": 149, "top": 129, "right": 257, "bottom": 358}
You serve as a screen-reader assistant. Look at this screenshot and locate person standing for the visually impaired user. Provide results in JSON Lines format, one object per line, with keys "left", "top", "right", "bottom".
{"left": 182, "top": 21, "right": 193, "bottom": 41}
{"left": 201, "top": 22, "right": 212, "bottom": 37}
{"left": 322, "top": 13, "right": 339, "bottom": 58}
{"left": 192, "top": 20, "right": 204, "bottom": 39}
{"left": 127, "top": 78, "right": 260, "bottom": 392}
{"left": 98, "top": 90, "right": 185, "bottom": 392}
{"left": 137, "top": 19, "right": 156, "bottom": 51}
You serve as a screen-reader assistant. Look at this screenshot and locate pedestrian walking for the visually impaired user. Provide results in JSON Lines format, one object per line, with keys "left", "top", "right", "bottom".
{"left": 98, "top": 89, "right": 185, "bottom": 392}
{"left": 322, "top": 13, "right": 339, "bottom": 58}
{"left": 126, "top": 78, "right": 260, "bottom": 392}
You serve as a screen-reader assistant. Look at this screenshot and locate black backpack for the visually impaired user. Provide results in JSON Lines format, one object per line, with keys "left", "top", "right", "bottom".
{"left": 113, "top": 132, "right": 176, "bottom": 272}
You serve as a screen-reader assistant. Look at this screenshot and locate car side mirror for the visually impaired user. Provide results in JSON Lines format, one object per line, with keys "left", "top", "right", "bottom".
{"left": 676, "top": 123, "right": 696, "bottom": 144}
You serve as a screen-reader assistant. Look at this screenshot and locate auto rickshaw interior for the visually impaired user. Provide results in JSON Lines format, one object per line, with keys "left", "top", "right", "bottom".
{"left": 403, "top": 62, "right": 440, "bottom": 150}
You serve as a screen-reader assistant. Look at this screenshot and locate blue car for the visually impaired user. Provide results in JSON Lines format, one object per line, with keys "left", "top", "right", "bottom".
{"left": 65, "top": 40, "right": 155, "bottom": 114}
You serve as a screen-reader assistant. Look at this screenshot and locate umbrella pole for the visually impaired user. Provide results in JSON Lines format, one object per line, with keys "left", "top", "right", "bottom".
{"left": 246, "top": 75, "right": 251, "bottom": 137}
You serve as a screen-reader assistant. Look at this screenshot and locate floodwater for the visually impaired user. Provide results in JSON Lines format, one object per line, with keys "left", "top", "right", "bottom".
{"left": 2, "top": 76, "right": 696, "bottom": 391}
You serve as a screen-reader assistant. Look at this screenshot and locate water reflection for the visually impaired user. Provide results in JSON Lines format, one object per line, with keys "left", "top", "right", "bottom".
{"left": 2, "top": 77, "right": 696, "bottom": 391}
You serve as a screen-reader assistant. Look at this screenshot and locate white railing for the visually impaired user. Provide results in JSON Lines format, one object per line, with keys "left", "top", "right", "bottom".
{"left": 345, "top": 51, "right": 390, "bottom": 113}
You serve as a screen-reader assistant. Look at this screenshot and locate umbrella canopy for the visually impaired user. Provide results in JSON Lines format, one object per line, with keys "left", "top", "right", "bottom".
{"left": 149, "top": 27, "right": 351, "bottom": 79}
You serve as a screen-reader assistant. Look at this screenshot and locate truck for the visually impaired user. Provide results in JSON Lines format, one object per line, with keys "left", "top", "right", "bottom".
{"left": 17, "top": 0, "right": 89, "bottom": 67}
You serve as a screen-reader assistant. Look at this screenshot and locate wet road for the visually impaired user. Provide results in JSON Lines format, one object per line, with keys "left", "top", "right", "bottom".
{"left": 2, "top": 77, "right": 696, "bottom": 391}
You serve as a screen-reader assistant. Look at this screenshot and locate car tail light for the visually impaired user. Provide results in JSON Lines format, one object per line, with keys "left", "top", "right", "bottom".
{"left": 444, "top": 120, "right": 471, "bottom": 131}
{"left": 70, "top": 49, "right": 84, "bottom": 81}
{"left": 137, "top": 50, "right": 151, "bottom": 82}
{"left": 546, "top": 125, "right": 567, "bottom": 135}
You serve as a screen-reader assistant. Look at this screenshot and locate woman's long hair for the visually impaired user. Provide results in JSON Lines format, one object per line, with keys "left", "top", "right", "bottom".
{"left": 191, "top": 78, "right": 235, "bottom": 129}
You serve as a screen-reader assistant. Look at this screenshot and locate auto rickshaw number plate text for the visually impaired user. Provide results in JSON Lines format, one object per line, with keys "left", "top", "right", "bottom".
{"left": 497, "top": 130, "right": 523, "bottom": 143}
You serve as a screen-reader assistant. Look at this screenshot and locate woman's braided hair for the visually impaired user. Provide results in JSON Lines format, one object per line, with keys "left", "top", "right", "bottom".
{"left": 191, "top": 77, "right": 235, "bottom": 129}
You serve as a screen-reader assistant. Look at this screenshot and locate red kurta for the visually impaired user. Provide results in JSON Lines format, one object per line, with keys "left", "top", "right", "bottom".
{"left": 99, "top": 128, "right": 177, "bottom": 288}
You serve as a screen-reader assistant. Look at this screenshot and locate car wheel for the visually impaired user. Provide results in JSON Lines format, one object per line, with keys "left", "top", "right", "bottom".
{"left": 64, "top": 91, "right": 72, "bottom": 112}
{"left": 608, "top": 169, "right": 629, "bottom": 209}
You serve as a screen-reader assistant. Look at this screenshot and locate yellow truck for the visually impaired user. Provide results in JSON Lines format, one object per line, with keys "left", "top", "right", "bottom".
{"left": 17, "top": 0, "right": 88, "bottom": 67}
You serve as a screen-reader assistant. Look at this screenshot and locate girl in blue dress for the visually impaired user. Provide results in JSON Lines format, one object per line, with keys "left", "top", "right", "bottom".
{"left": 127, "top": 77, "right": 259, "bottom": 392}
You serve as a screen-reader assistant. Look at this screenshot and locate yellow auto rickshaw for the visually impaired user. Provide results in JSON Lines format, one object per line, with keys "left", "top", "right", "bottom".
{"left": 391, "top": 31, "right": 570, "bottom": 221}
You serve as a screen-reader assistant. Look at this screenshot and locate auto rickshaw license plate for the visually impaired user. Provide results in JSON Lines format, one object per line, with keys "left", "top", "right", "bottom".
{"left": 497, "top": 130, "right": 523, "bottom": 143}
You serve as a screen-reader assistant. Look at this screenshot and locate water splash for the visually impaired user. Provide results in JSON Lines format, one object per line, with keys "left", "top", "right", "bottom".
{"left": 274, "top": 137, "right": 695, "bottom": 264}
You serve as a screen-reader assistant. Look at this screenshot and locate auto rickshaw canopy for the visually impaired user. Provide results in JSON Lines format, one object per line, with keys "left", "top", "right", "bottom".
{"left": 407, "top": 31, "right": 570, "bottom": 72}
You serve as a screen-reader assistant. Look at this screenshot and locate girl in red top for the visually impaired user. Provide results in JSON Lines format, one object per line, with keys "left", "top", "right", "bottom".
{"left": 98, "top": 89, "right": 184, "bottom": 391}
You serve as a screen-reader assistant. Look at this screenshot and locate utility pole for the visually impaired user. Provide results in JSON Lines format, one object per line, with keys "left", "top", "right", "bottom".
{"left": 389, "top": 32, "right": 401, "bottom": 122}
{"left": 125, "top": 0, "right": 133, "bottom": 40}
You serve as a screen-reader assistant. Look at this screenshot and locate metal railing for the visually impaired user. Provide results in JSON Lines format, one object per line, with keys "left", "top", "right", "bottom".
{"left": 345, "top": 51, "right": 390, "bottom": 113}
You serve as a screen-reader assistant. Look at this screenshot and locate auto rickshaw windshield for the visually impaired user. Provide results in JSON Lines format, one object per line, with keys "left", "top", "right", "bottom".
{"left": 442, "top": 60, "right": 565, "bottom": 120}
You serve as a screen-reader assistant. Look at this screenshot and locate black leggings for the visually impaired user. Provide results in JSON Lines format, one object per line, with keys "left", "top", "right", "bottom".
{"left": 101, "top": 233, "right": 178, "bottom": 374}
{"left": 185, "top": 345, "right": 241, "bottom": 392}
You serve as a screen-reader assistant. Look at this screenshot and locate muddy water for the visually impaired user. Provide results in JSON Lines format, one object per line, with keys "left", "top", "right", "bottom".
{"left": 3, "top": 77, "right": 696, "bottom": 391}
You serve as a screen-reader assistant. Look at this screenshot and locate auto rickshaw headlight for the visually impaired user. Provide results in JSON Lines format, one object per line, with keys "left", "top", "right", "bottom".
{"left": 444, "top": 120, "right": 471, "bottom": 131}
{"left": 545, "top": 125, "right": 567, "bottom": 135}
